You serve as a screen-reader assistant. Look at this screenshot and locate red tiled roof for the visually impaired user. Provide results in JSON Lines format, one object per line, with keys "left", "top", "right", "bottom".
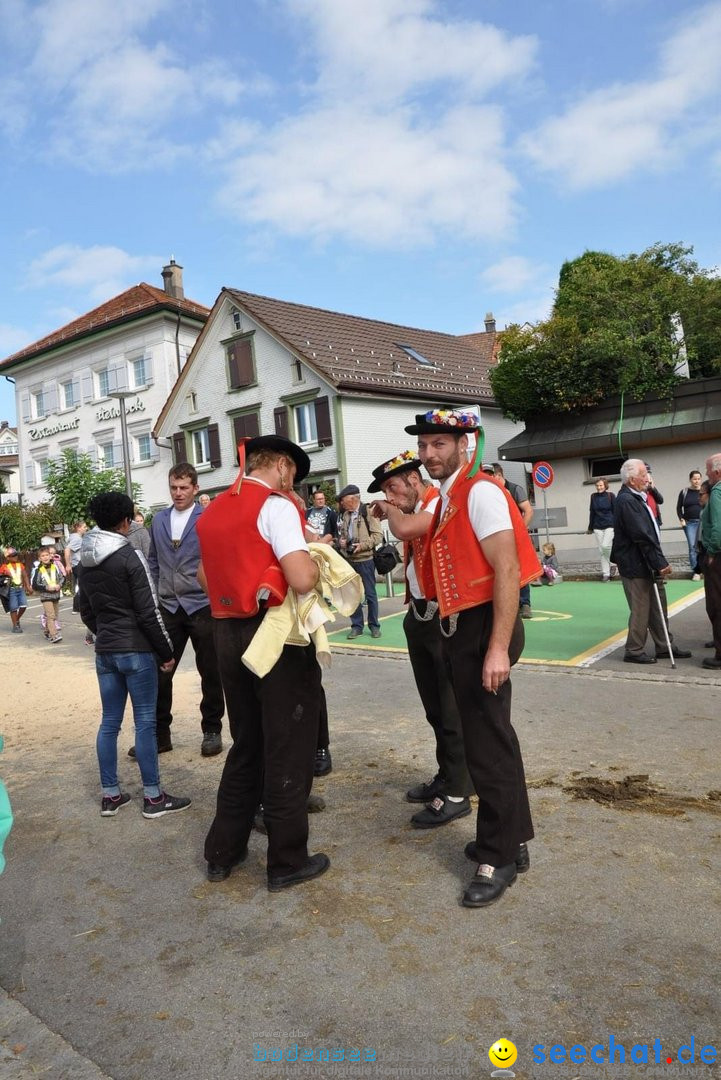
{"left": 0, "top": 284, "right": 209, "bottom": 370}
{"left": 224, "top": 290, "right": 499, "bottom": 402}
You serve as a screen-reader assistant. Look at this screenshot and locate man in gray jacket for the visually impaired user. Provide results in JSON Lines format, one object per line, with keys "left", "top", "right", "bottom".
{"left": 129, "top": 463, "right": 225, "bottom": 758}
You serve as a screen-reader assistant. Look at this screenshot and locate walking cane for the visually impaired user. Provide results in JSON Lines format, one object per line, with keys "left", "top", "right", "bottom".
{"left": 652, "top": 576, "right": 675, "bottom": 669}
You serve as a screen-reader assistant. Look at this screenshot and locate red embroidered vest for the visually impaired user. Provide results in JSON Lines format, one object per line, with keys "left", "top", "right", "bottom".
{"left": 419, "top": 466, "right": 541, "bottom": 618}
{"left": 403, "top": 484, "right": 439, "bottom": 603}
{"left": 196, "top": 478, "right": 302, "bottom": 618}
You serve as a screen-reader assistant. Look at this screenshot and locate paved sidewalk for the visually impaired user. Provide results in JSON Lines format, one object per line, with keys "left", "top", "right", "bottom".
{"left": 0, "top": 589, "right": 719, "bottom": 1080}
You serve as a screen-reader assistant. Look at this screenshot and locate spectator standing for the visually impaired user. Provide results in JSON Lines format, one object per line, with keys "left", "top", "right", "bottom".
{"left": 79, "top": 491, "right": 190, "bottom": 819}
{"left": 64, "top": 521, "right": 88, "bottom": 597}
{"left": 587, "top": 477, "right": 616, "bottom": 580}
{"left": 198, "top": 494, "right": 211, "bottom": 509}
{"left": 677, "top": 470, "right": 703, "bottom": 579}
{"left": 612, "top": 459, "right": 691, "bottom": 665}
{"left": 305, "top": 490, "right": 338, "bottom": 545}
{"left": 700, "top": 454, "right": 721, "bottom": 669}
{"left": 31, "top": 547, "right": 65, "bottom": 642}
{"left": 135, "top": 463, "right": 225, "bottom": 758}
{"left": 0, "top": 548, "right": 31, "bottom": 633}
{"left": 492, "top": 464, "right": 534, "bottom": 618}
{"left": 644, "top": 465, "right": 664, "bottom": 525}
{"left": 337, "top": 484, "right": 383, "bottom": 639}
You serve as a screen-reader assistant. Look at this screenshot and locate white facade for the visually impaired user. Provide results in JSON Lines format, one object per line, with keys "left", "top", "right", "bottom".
{"left": 157, "top": 293, "right": 523, "bottom": 497}
{"left": 13, "top": 313, "right": 201, "bottom": 511}
{"left": 0, "top": 424, "right": 20, "bottom": 494}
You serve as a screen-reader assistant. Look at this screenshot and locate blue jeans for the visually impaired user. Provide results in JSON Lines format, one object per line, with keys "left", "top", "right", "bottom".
{"left": 96, "top": 652, "right": 161, "bottom": 798}
{"left": 350, "top": 558, "right": 380, "bottom": 632}
{"left": 519, "top": 583, "right": 531, "bottom": 609}
{"left": 683, "top": 520, "right": 700, "bottom": 571}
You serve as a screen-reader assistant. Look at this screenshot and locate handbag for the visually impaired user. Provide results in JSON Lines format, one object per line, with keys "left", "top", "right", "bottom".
{"left": 373, "top": 542, "right": 401, "bottom": 575}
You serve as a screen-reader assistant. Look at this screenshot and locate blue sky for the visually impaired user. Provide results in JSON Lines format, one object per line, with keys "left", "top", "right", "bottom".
{"left": 1, "top": 0, "right": 720, "bottom": 423}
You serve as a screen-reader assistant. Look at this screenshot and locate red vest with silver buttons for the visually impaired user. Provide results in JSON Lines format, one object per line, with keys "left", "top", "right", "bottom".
{"left": 420, "top": 466, "right": 541, "bottom": 618}
{"left": 403, "top": 484, "right": 439, "bottom": 603}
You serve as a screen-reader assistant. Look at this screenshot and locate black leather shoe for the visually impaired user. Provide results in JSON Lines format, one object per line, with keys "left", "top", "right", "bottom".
{"left": 207, "top": 849, "right": 248, "bottom": 882}
{"left": 346, "top": 628, "right": 362, "bottom": 639}
{"left": 128, "top": 741, "right": 172, "bottom": 759}
{"left": 268, "top": 853, "right": 330, "bottom": 891}
{"left": 462, "top": 861, "right": 517, "bottom": 908}
{"left": 411, "top": 795, "right": 471, "bottom": 829}
{"left": 705, "top": 641, "right": 715, "bottom": 648}
{"left": 465, "top": 841, "right": 530, "bottom": 874}
{"left": 623, "top": 653, "right": 657, "bottom": 664}
{"left": 655, "top": 647, "right": 692, "bottom": 659}
{"left": 702, "top": 656, "right": 721, "bottom": 669}
{"left": 369, "top": 627, "right": 381, "bottom": 638}
{"left": 201, "top": 732, "right": 223, "bottom": 756}
{"left": 314, "top": 748, "right": 332, "bottom": 776}
{"left": 406, "top": 775, "right": 445, "bottom": 803}
{"left": 307, "top": 794, "right": 326, "bottom": 813}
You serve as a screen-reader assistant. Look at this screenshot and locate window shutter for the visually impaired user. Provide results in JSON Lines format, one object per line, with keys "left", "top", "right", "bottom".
{"left": 113, "top": 441, "right": 124, "bottom": 466}
{"left": 233, "top": 413, "right": 260, "bottom": 444}
{"left": 71, "top": 379, "right": 81, "bottom": 406}
{"left": 45, "top": 383, "right": 58, "bottom": 414}
{"left": 172, "top": 431, "right": 186, "bottom": 463}
{"left": 144, "top": 355, "right": 154, "bottom": 387}
{"left": 274, "top": 406, "right": 288, "bottom": 438}
{"left": 315, "top": 396, "right": 332, "bottom": 446}
{"left": 21, "top": 393, "right": 31, "bottom": 422}
{"left": 24, "top": 462, "right": 34, "bottom": 488}
{"left": 207, "top": 423, "right": 221, "bottom": 468}
{"left": 227, "top": 339, "right": 254, "bottom": 388}
{"left": 82, "top": 373, "right": 94, "bottom": 402}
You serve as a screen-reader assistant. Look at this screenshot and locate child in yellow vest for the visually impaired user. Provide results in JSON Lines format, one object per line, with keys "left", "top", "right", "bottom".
{"left": 31, "top": 547, "right": 65, "bottom": 642}
{"left": 0, "top": 548, "right": 32, "bottom": 633}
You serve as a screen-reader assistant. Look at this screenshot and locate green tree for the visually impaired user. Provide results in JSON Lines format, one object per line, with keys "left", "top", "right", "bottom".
{"left": 490, "top": 243, "right": 721, "bottom": 422}
{"left": 45, "top": 450, "right": 140, "bottom": 527}
{"left": 0, "top": 502, "right": 57, "bottom": 552}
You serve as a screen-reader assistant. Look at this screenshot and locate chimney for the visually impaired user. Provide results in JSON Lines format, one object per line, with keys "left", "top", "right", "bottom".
{"left": 162, "top": 259, "right": 185, "bottom": 300}
{"left": 484, "top": 312, "right": 496, "bottom": 334}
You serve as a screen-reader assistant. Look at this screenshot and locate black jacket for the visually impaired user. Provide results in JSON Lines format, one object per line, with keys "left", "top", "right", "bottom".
{"left": 588, "top": 490, "right": 615, "bottom": 530}
{"left": 611, "top": 486, "right": 669, "bottom": 579}
{"left": 79, "top": 528, "right": 174, "bottom": 660}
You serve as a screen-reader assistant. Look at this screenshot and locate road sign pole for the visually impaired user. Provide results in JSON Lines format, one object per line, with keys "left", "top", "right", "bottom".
{"left": 543, "top": 488, "right": 549, "bottom": 546}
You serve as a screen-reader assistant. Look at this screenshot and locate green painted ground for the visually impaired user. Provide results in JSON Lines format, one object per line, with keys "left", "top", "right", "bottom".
{"left": 327, "top": 579, "right": 705, "bottom": 665}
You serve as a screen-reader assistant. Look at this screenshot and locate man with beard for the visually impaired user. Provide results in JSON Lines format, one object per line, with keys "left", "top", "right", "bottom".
{"left": 368, "top": 451, "right": 473, "bottom": 828}
{"left": 406, "top": 409, "right": 540, "bottom": 909}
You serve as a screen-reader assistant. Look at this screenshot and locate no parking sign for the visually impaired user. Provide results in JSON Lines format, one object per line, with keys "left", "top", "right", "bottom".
{"left": 533, "top": 461, "right": 554, "bottom": 489}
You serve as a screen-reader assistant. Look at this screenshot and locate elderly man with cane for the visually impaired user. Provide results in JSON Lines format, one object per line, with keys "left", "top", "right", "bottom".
{"left": 611, "top": 459, "right": 692, "bottom": 665}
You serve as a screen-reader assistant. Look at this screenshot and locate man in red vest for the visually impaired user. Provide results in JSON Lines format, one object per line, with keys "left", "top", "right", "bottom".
{"left": 405, "top": 409, "right": 540, "bottom": 908}
{"left": 368, "top": 451, "right": 473, "bottom": 827}
{"left": 197, "top": 434, "right": 329, "bottom": 891}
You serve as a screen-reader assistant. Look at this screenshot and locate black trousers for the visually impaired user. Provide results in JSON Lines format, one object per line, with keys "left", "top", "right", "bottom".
{"left": 442, "top": 603, "right": 533, "bottom": 867}
{"left": 204, "top": 615, "right": 322, "bottom": 877}
{"left": 703, "top": 553, "right": 721, "bottom": 658}
{"left": 403, "top": 602, "right": 473, "bottom": 797}
{"left": 156, "top": 604, "right": 225, "bottom": 741}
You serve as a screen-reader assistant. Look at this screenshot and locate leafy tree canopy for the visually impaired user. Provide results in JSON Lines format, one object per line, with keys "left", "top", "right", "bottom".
{"left": 0, "top": 502, "right": 57, "bottom": 552}
{"left": 490, "top": 243, "right": 721, "bottom": 422}
{"left": 45, "top": 450, "right": 141, "bottom": 527}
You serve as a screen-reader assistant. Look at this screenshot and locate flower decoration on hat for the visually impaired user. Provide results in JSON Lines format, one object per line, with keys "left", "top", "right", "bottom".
{"left": 383, "top": 450, "right": 418, "bottom": 474}
{"left": 424, "top": 408, "right": 478, "bottom": 429}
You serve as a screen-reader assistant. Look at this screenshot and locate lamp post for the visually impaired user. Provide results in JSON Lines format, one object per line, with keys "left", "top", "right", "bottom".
{"left": 108, "top": 391, "right": 134, "bottom": 499}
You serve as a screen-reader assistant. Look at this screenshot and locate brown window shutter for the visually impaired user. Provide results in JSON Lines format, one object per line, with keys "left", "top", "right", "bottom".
{"left": 315, "top": 396, "right": 332, "bottom": 446}
{"left": 207, "top": 423, "right": 221, "bottom": 468}
{"left": 233, "top": 413, "right": 260, "bottom": 444}
{"left": 227, "top": 339, "right": 254, "bottom": 388}
{"left": 171, "top": 431, "right": 186, "bottom": 463}
{"left": 274, "top": 406, "right": 288, "bottom": 438}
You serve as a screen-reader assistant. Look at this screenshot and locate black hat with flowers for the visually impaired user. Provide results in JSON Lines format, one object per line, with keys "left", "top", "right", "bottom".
{"left": 404, "top": 407, "right": 480, "bottom": 435}
{"left": 367, "top": 451, "right": 422, "bottom": 493}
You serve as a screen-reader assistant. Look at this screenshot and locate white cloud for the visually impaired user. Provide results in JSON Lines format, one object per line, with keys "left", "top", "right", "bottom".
{"left": 480, "top": 256, "right": 550, "bottom": 294}
{"left": 218, "top": 104, "right": 518, "bottom": 246}
{"left": 25, "top": 245, "right": 164, "bottom": 302}
{"left": 286, "top": 0, "right": 536, "bottom": 103}
{"left": 216, "top": 0, "right": 537, "bottom": 247}
{"left": 0, "top": 322, "right": 36, "bottom": 356}
{"left": 1, "top": 0, "right": 250, "bottom": 170}
{"left": 521, "top": 2, "right": 721, "bottom": 188}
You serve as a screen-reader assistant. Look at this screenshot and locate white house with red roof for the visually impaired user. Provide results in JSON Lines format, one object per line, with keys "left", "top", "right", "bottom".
{"left": 0, "top": 262, "right": 209, "bottom": 510}
{"left": 153, "top": 287, "right": 521, "bottom": 500}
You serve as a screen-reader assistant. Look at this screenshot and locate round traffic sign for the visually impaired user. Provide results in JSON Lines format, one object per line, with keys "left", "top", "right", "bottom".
{"left": 533, "top": 461, "right": 554, "bottom": 488}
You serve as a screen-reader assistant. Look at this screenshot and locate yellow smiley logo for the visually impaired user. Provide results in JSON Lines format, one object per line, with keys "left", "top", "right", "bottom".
{"left": 489, "top": 1039, "right": 518, "bottom": 1069}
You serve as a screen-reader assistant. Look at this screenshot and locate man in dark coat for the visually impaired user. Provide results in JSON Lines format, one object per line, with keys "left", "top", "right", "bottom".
{"left": 612, "top": 459, "right": 691, "bottom": 665}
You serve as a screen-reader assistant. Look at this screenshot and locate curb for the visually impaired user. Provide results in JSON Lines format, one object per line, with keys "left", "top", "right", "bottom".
{"left": 0, "top": 990, "right": 114, "bottom": 1080}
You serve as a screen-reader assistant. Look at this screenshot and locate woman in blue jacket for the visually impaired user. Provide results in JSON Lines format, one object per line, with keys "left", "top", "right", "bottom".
{"left": 587, "top": 477, "right": 616, "bottom": 581}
